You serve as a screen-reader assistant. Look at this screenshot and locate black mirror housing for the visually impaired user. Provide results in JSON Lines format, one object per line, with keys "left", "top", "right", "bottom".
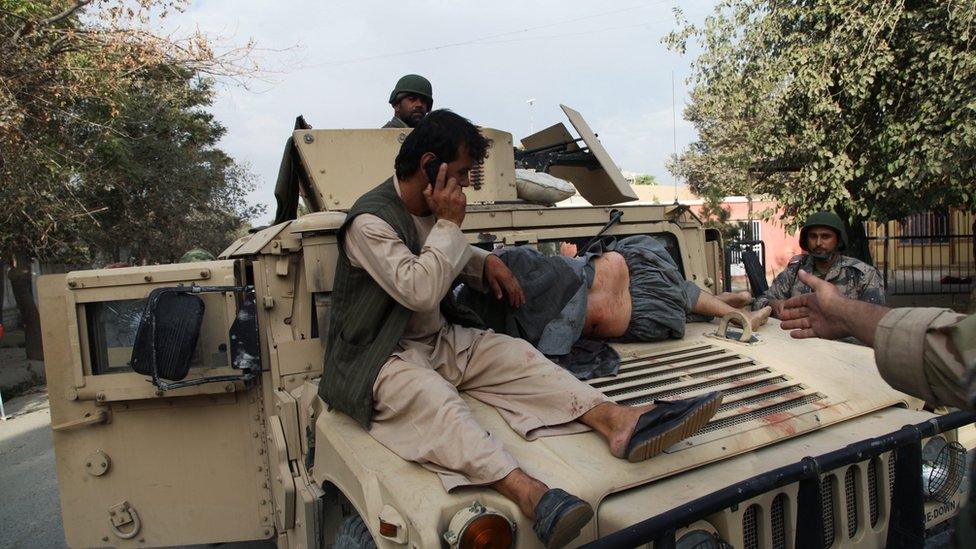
{"left": 130, "top": 289, "right": 205, "bottom": 382}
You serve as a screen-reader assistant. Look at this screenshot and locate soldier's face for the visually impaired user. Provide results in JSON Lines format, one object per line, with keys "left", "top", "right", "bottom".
{"left": 807, "top": 227, "right": 839, "bottom": 258}
{"left": 394, "top": 94, "right": 430, "bottom": 127}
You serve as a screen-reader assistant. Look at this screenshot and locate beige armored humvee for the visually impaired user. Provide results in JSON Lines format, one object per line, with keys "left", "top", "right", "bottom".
{"left": 40, "top": 105, "right": 974, "bottom": 548}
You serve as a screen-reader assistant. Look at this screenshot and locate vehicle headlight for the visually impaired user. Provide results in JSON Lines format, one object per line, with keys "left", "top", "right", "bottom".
{"left": 444, "top": 501, "right": 515, "bottom": 549}
{"left": 676, "top": 520, "right": 731, "bottom": 549}
{"left": 921, "top": 436, "right": 966, "bottom": 503}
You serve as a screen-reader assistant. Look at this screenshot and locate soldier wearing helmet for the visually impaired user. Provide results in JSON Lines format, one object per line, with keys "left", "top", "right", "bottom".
{"left": 754, "top": 211, "right": 885, "bottom": 320}
{"left": 178, "top": 248, "right": 216, "bottom": 263}
{"left": 382, "top": 74, "right": 433, "bottom": 129}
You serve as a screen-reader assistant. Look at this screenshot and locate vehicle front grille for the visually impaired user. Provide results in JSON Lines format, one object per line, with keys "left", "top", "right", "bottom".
{"left": 770, "top": 493, "right": 786, "bottom": 549}
{"left": 845, "top": 467, "right": 858, "bottom": 539}
{"left": 742, "top": 504, "right": 759, "bottom": 549}
{"left": 720, "top": 453, "right": 897, "bottom": 548}
{"left": 822, "top": 476, "right": 836, "bottom": 547}
{"left": 889, "top": 452, "right": 897, "bottom": 496}
{"left": 868, "top": 458, "right": 880, "bottom": 527}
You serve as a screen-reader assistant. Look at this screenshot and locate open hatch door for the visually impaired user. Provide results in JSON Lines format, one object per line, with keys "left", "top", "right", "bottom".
{"left": 518, "top": 104, "right": 638, "bottom": 205}
{"left": 39, "top": 262, "right": 273, "bottom": 547}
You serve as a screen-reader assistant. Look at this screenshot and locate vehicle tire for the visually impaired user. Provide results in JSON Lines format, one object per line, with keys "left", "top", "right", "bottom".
{"left": 333, "top": 514, "right": 377, "bottom": 549}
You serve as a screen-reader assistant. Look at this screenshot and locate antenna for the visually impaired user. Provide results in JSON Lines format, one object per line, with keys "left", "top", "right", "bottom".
{"left": 672, "top": 70, "right": 679, "bottom": 204}
{"left": 526, "top": 98, "right": 536, "bottom": 134}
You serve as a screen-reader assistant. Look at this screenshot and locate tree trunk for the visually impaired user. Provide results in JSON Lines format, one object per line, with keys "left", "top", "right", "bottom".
{"left": 835, "top": 206, "right": 874, "bottom": 266}
{"left": 0, "top": 259, "right": 6, "bottom": 325}
{"left": 8, "top": 250, "right": 43, "bottom": 360}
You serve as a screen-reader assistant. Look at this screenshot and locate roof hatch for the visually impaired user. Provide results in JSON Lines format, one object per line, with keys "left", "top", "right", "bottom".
{"left": 517, "top": 104, "right": 637, "bottom": 206}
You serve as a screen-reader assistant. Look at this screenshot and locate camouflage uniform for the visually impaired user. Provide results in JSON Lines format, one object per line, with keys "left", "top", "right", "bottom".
{"left": 382, "top": 116, "right": 409, "bottom": 129}
{"left": 873, "top": 310, "right": 976, "bottom": 546}
{"left": 754, "top": 253, "right": 886, "bottom": 310}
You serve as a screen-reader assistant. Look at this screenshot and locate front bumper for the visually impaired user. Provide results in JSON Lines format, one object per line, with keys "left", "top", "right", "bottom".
{"left": 586, "top": 410, "right": 976, "bottom": 548}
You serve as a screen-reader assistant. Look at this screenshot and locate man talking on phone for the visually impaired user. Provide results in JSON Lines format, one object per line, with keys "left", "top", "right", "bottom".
{"left": 382, "top": 74, "right": 433, "bottom": 128}
{"left": 319, "top": 109, "right": 723, "bottom": 547}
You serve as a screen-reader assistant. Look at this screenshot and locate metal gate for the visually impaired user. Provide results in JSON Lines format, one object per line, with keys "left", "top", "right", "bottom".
{"left": 865, "top": 211, "right": 974, "bottom": 297}
{"left": 723, "top": 240, "right": 766, "bottom": 293}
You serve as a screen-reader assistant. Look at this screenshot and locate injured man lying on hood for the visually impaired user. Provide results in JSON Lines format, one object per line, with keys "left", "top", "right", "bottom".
{"left": 456, "top": 235, "right": 772, "bottom": 380}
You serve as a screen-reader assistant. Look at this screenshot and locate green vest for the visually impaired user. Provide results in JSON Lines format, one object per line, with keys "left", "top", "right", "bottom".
{"left": 318, "top": 178, "right": 482, "bottom": 428}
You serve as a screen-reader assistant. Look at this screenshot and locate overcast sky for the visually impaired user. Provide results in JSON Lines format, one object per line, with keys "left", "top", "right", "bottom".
{"left": 171, "top": 0, "right": 716, "bottom": 222}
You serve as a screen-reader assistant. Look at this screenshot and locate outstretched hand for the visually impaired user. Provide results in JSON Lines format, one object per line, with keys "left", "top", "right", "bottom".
{"left": 778, "top": 271, "right": 851, "bottom": 340}
{"left": 779, "top": 270, "right": 890, "bottom": 346}
{"left": 484, "top": 254, "right": 525, "bottom": 308}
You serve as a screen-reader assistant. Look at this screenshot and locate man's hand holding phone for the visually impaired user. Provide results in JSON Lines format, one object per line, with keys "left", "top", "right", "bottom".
{"left": 423, "top": 160, "right": 466, "bottom": 227}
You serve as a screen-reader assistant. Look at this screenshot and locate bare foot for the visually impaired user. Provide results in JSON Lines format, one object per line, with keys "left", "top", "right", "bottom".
{"left": 591, "top": 395, "right": 724, "bottom": 462}
{"left": 578, "top": 402, "right": 656, "bottom": 459}
{"left": 747, "top": 306, "right": 772, "bottom": 330}
{"left": 609, "top": 404, "right": 660, "bottom": 459}
{"left": 717, "top": 291, "right": 753, "bottom": 308}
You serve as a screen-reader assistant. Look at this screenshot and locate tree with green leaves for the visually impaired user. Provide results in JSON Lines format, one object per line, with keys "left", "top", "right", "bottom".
{"left": 666, "top": 0, "right": 976, "bottom": 261}
{"left": 83, "top": 69, "right": 263, "bottom": 265}
{"left": 1, "top": 0, "right": 260, "bottom": 360}
{"left": 632, "top": 174, "right": 657, "bottom": 185}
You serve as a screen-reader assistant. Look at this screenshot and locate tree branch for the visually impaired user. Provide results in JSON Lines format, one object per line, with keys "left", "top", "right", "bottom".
{"left": 38, "top": 0, "right": 93, "bottom": 27}
{"left": 8, "top": 0, "right": 92, "bottom": 45}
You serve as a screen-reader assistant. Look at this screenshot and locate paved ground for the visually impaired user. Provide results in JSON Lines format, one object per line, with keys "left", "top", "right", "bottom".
{"left": 0, "top": 391, "right": 64, "bottom": 548}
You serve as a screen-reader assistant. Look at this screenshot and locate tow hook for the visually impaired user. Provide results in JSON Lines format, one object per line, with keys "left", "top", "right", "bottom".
{"left": 713, "top": 311, "right": 757, "bottom": 343}
{"left": 109, "top": 501, "right": 141, "bottom": 540}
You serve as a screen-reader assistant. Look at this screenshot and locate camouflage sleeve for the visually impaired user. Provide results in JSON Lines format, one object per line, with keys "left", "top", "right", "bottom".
{"left": 874, "top": 308, "right": 972, "bottom": 411}
{"left": 856, "top": 266, "right": 886, "bottom": 305}
{"left": 753, "top": 267, "right": 794, "bottom": 310}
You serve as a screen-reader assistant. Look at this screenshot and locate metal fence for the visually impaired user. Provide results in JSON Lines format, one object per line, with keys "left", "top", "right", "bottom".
{"left": 865, "top": 221, "right": 974, "bottom": 297}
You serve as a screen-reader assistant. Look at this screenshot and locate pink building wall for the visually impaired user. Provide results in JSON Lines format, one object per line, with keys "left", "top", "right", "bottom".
{"left": 689, "top": 199, "right": 802, "bottom": 281}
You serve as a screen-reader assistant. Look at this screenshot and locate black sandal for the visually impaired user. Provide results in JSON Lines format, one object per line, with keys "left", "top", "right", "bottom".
{"left": 624, "top": 391, "right": 723, "bottom": 462}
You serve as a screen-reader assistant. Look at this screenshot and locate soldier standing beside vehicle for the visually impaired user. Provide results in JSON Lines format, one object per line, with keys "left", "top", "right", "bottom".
{"left": 321, "top": 109, "right": 722, "bottom": 548}
{"left": 778, "top": 269, "right": 975, "bottom": 546}
{"left": 382, "top": 74, "right": 433, "bottom": 128}
{"left": 755, "top": 211, "right": 885, "bottom": 318}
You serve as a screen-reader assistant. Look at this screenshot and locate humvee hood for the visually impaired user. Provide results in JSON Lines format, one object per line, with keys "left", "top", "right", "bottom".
{"left": 319, "top": 318, "right": 913, "bottom": 511}
{"left": 476, "top": 319, "right": 912, "bottom": 502}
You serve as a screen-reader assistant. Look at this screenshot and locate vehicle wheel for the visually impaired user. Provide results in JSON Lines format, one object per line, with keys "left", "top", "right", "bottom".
{"left": 333, "top": 514, "right": 377, "bottom": 549}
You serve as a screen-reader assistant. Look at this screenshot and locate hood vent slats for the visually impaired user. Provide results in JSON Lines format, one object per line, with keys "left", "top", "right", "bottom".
{"left": 594, "top": 342, "right": 839, "bottom": 451}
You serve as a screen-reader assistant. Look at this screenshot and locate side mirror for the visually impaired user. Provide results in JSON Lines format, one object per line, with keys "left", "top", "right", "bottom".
{"left": 130, "top": 288, "right": 205, "bottom": 382}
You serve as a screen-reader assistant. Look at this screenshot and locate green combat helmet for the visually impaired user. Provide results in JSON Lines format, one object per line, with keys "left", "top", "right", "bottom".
{"left": 179, "top": 248, "right": 215, "bottom": 263}
{"left": 799, "top": 211, "right": 848, "bottom": 252}
{"left": 388, "top": 74, "right": 433, "bottom": 108}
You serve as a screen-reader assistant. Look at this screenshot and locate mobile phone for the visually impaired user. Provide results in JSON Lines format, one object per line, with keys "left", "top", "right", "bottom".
{"left": 424, "top": 158, "right": 444, "bottom": 185}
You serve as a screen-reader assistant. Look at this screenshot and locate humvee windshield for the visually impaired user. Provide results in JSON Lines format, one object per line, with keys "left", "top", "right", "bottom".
{"left": 85, "top": 299, "right": 145, "bottom": 374}
{"left": 82, "top": 293, "right": 233, "bottom": 375}
{"left": 535, "top": 232, "right": 682, "bottom": 269}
